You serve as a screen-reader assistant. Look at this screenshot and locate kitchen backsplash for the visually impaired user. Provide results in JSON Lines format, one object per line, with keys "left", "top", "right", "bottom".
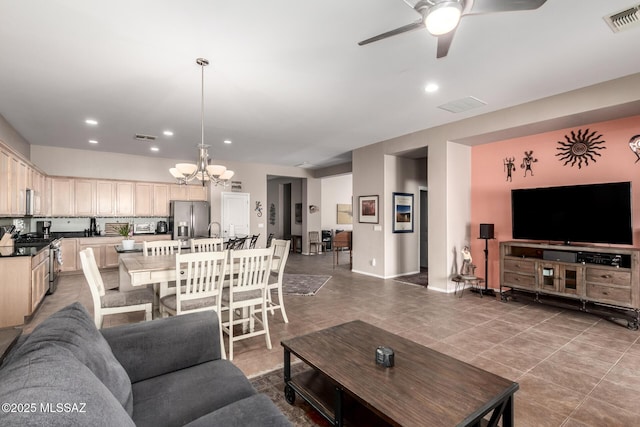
{"left": 18, "top": 217, "right": 169, "bottom": 234}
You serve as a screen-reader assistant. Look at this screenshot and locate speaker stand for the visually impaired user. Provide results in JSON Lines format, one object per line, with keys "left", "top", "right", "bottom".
{"left": 471, "top": 237, "right": 495, "bottom": 297}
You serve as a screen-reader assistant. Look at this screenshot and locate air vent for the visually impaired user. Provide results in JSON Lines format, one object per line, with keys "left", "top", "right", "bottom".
{"left": 437, "top": 96, "right": 487, "bottom": 114}
{"left": 134, "top": 134, "right": 157, "bottom": 141}
{"left": 604, "top": 4, "right": 640, "bottom": 33}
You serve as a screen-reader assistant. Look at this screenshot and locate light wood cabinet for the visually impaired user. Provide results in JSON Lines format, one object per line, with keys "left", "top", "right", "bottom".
{"left": 0, "top": 247, "right": 49, "bottom": 328}
{"left": 74, "top": 179, "right": 96, "bottom": 216}
{"left": 500, "top": 241, "right": 640, "bottom": 329}
{"left": 170, "top": 184, "right": 188, "bottom": 201}
{"left": 188, "top": 185, "right": 207, "bottom": 201}
{"left": 96, "top": 180, "right": 116, "bottom": 216}
{"left": 51, "top": 178, "right": 75, "bottom": 216}
{"left": 116, "top": 182, "right": 135, "bottom": 216}
{"left": 60, "top": 238, "right": 78, "bottom": 272}
{"left": 30, "top": 249, "right": 49, "bottom": 314}
{"left": 135, "top": 183, "right": 154, "bottom": 216}
{"left": 77, "top": 237, "right": 121, "bottom": 269}
{"left": 0, "top": 149, "right": 9, "bottom": 215}
{"left": 153, "top": 184, "right": 169, "bottom": 216}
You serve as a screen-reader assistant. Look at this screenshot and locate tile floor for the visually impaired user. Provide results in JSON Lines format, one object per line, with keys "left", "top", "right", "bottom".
{"left": 11, "top": 251, "right": 640, "bottom": 426}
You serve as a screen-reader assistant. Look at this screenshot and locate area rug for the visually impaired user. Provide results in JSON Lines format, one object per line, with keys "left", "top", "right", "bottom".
{"left": 393, "top": 268, "right": 428, "bottom": 288}
{"left": 281, "top": 274, "right": 331, "bottom": 296}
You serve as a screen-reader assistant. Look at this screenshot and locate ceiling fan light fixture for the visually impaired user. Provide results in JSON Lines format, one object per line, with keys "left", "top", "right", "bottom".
{"left": 425, "top": 1, "right": 463, "bottom": 36}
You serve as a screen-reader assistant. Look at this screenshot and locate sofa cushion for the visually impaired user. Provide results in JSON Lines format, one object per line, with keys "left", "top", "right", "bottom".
{"left": 0, "top": 344, "right": 135, "bottom": 427}
{"left": 132, "top": 359, "right": 257, "bottom": 427}
{"left": 4, "top": 303, "right": 133, "bottom": 415}
{"left": 184, "top": 394, "right": 292, "bottom": 427}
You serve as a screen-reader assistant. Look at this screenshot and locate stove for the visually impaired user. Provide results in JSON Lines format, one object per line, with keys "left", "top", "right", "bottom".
{"left": 14, "top": 234, "right": 62, "bottom": 294}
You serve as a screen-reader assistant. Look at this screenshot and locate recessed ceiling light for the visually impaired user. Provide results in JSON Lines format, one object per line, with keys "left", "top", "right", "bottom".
{"left": 88, "top": 139, "right": 98, "bottom": 144}
{"left": 424, "top": 83, "right": 439, "bottom": 93}
{"left": 85, "top": 119, "right": 98, "bottom": 125}
{"left": 150, "top": 146, "right": 159, "bottom": 152}
{"left": 163, "top": 130, "right": 173, "bottom": 136}
{"left": 223, "top": 139, "right": 232, "bottom": 144}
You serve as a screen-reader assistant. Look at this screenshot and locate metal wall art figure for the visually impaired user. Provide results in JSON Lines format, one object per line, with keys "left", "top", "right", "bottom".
{"left": 556, "top": 128, "right": 606, "bottom": 168}
{"left": 628, "top": 134, "right": 640, "bottom": 163}
{"left": 520, "top": 151, "right": 537, "bottom": 177}
{"left": 504, "top": 157, "right": 516, "bottom": 181}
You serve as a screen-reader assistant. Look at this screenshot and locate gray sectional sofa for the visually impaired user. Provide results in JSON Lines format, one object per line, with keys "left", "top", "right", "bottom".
{"left": 0, "top": 303, "right": 291, "bottom": 426}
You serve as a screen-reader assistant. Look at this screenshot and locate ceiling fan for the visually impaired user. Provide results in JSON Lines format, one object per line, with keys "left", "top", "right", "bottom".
{"left": 358, "top": 0, "right": 548, "bottom": 58}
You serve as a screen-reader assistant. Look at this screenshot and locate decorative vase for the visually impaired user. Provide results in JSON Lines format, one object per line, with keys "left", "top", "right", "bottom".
{"left": 122, "top": 239, "right": 135, "bottom": 250}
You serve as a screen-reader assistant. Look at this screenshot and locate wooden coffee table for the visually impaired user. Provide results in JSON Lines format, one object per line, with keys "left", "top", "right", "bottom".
{"left": 281, "top": 320, "right": 518, "bottom": 426}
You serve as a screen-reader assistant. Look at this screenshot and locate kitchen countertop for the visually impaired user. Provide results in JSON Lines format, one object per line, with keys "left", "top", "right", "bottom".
{"left": 0, "top": 244, "right": 49, "bottom": 258}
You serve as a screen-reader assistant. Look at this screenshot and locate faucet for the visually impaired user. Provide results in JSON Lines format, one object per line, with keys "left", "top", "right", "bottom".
{"left": 208, "top": 221, "right": 221, "bottom": 238}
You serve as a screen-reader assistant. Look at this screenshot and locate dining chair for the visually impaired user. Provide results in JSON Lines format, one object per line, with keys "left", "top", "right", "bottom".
{"left": 143, "top": 240, "right": 181, "bottom": 256}
{"left": 79, "top": 248, "right": 153, "bottom": 328}
{"left": 267, "top": 239, "right": 290, "bottom": 323}
{"left": 225, "top": 238, "right": 236, "bottom": 250}
{"left": 222, "top": 247, "right": 274, "bottom": 360}
{"left": 266, "top": 233, "right": 275, "bottom": 248}
{"left": 159, "top": 250, "right": 228, "bottom": 359}
{"left": 191, "top": 237, "right": 224, "bottom": 252}
{"left": 231, "top": 237, "right": 247, "bottom": 250}
{"left": 308, "top": 231, "right": 323, "bottom": 255}
{"left": 248, "top": 234, "right": 260, "bottom": 249}
{"left": 143, "top": 239, "right": 182, "bottom": 313}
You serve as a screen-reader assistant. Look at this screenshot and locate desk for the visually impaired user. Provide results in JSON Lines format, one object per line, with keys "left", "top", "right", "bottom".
{"left": 282, "top": 320, "right": 518, "bottom": 426}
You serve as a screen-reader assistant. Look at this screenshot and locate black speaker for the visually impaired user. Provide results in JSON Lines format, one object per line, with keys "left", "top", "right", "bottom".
{"left": 479, "top": 224, "right": 494, "bottom": 239}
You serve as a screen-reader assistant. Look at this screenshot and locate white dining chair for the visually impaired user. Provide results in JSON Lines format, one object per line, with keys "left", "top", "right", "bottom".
{"left": 159, "top": 250, "right": 228, "bottom": 359}
{"left": 80, "top": 248, "right": 153, "bottom": 328}
{"left": 143, "top": 240, "right": 182, "bottom": 313}
{"left": 191, "top": 237, "right": 224, "bottom": 252}
{"left": 222, "top": 247, "right": 274, "bottom": 360}
{"left": 267, "top": 239, "right": 290, "bottom": 323}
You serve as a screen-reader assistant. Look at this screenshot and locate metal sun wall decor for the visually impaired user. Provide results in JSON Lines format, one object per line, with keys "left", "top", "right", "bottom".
{"left": 556, "top": 128, "right": 606, "bottom": 168}
{"left": 520, "top": 151, "right": 537, "bottom": 177}
{"left": 628, "top": 134, "right": 640, "bottom": 163}
{"left": 504, "top": 157, "right": 516, "bottom": 181}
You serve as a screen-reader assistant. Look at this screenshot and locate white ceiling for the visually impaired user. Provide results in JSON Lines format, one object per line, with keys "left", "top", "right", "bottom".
{"left": 0, "top": 0, "right": 638, "bottom": 170}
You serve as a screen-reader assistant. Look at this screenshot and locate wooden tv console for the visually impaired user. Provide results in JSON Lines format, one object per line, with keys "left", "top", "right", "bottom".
{"left": 500, "top": 241, "right": 640, "bottom": 330}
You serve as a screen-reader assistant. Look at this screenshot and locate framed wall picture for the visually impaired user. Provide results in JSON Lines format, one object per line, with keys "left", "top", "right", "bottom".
{"left": 392, "top": 192, "right": 413, "bottom": 233}
{"left": 336, "top": 203, "right": 352, "bottom": 224}
{"left": 358, "top": 195, "right": 379, "bottom": 223}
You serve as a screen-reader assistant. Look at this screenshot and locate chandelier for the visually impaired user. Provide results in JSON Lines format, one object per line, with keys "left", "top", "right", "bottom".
{"left": 169, "top": 58, "right": 234, "bottom": 186}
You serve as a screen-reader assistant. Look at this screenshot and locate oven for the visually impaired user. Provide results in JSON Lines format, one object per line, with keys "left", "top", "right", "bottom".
{"left": 48, "top": 239, "right": 62, "bottom": 294}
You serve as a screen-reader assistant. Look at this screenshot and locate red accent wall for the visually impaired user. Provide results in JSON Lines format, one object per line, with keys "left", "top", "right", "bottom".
{"left": 471, "top": 115, "right": 640, "bottom": 288}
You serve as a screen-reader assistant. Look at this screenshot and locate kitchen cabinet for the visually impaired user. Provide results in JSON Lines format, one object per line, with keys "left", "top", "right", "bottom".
{"left": 51, "top": 177, "right": 75, "bottom": 216}
{"left": 170, "top": 184, "right": 188, "bottom": 201}
{"left": 116, "top": 182, "right": 134, "bottom": 216}
{"left": 77, "top": 237, "right": 121, "bottom": 269}
{"left": 30, "top": 249, "right": 49, "bottom": 314}
{"left": 75, "top": 179, "right": 96, "bottom": 216}
{"left": 134, "top": 183, "right": 154, "bottom": 216}
{"left": 0, "top": 247, "right": 49, "bottom": 328}
{"left": 0, "top": 149, "right": 9, "bottom": 215}
{"left": 60, "top": 238, "right": 78, "bottom": 272}
{"left": 188, "top": 185, "right": 207, "bottom": 201}
{"left": 153, "top": 184, "right": 169, "bottom": 216}
{"left": 500, "top": 241, "right": 640, "bottom": 329}
{"left": 96, "top": 180, "right": 116, "bottom": 216}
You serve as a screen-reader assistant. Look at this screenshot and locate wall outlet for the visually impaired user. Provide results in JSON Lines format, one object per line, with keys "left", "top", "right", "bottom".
{"left": 371, "top": 258, "right": 376, "bottom": 266}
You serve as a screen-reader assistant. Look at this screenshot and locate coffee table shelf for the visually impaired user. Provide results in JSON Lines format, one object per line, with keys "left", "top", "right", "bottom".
{"left": 282, "top": 320, "right": 518, "bottom": 427}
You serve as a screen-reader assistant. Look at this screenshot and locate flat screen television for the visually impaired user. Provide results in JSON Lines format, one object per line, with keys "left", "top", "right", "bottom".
{"left": 511, "top": 181, "right": 633, "bottom": 245}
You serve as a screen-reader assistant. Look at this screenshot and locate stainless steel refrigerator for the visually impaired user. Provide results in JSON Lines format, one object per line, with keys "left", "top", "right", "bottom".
{"left": 169, "top": 200, "right": 210, "bottom": 240}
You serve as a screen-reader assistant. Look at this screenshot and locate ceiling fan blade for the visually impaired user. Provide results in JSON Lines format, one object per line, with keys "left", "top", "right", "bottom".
{"left": 436, "top": 30, "right": 456, "bottom": 59}
{"left": 467, "top": 0, "right": 547, "bottom": 15}
{"left": 358, "top": 19, "right": 425, "bottom": 46}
